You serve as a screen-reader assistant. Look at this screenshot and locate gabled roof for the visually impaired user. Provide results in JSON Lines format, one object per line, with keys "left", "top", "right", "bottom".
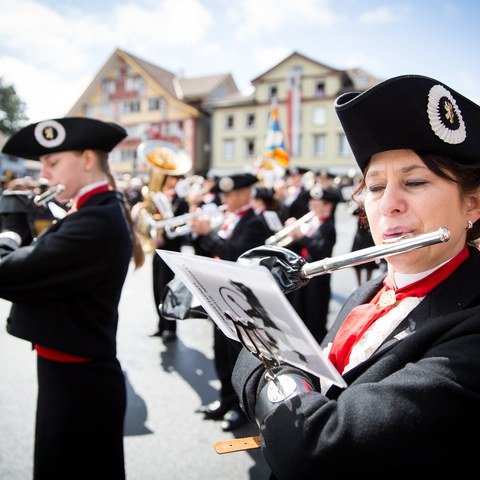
{"left": 344, "top": 67, "right": 383, "bottom": 91}
{"left": 178, "top": 73, "right": 237, "bottom": 101}
{"left": 67, "top": 48, "right": 239, "bottom": 114}
{"left": 251, "top": 51, "right": 343, "bottom": 84}
{"left": 121, "top": 49, "right": 178, "bottom": 97}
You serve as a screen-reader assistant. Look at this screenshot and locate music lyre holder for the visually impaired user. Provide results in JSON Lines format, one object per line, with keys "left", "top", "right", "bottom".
{"left": 226, "top": 311, "right": 289, "bottom": 401}
{"left": 213, "top": 311, "right": 280, "bottom": 455}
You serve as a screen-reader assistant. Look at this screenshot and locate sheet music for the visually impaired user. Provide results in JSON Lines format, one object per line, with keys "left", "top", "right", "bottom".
{"left": 157, "top": 249, "right": 346, "bottom": 388}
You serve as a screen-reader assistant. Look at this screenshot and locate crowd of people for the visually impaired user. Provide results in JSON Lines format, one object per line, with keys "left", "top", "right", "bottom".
{"left": 0, "top": 145, "right": 384, "bottom": 442}
{"left": 2, "top": 72, "right": 478, "bottom": 479}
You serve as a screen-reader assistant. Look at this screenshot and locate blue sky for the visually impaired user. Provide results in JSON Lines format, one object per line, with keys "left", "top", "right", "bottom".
{"left": 1, "top": 0, "right": 479, "bottom": 122}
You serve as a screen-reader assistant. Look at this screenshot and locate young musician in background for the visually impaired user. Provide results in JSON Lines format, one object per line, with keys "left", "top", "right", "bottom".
{"left": 0, "top": 117, "right": 144, "bottom": 480}
{"left": 232, "top": 75, "right": 480, "bottom": 477}
{"left": 284, "top": 185, "right": 342, "bottom": 343}
{"left": 189, "top": 172, "right": 271, "bottom": 432}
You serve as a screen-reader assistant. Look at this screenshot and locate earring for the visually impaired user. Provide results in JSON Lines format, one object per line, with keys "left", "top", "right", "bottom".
{"left": 467, "top": 220, "right": 473, "bottom": 230}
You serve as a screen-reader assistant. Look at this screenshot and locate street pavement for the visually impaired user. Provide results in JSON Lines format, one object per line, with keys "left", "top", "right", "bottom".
{"left": 0, "top": 202, "right": 374, "bottom": 480}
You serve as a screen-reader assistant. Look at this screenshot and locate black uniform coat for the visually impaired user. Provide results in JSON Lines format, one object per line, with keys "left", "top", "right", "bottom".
{"left": 194, "top": 208, "right": 270, "bottom": 261}
{"left": 152, "top": 193, "right": 189, "bottom": 334}
{"left": 0, "top": 190, "right": 132, "bottom": 480}
{"left": 286, "top": 215, "right": 336, "bottom": 343}
{"left": 234, "top": 246, "right": 480, "bottom": 478}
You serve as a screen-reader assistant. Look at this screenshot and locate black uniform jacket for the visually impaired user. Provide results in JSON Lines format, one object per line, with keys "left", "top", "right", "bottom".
{"left": 0, "top": 191, "right": 132, "bottom": 360}
{"left": 235, "top": 246, "right": 480, "bottom": 478}
{"left": 291, "top": 215, "right": 336, "bottom": 262}
{"left": 194, "top": 208, "right": 270, "bottom": 261}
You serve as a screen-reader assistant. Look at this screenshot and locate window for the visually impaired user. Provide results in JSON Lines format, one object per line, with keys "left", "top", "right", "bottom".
{"left": 244, "top": 139, "right": 255, "bottom": 158}
{"left": 225, "top": 114, "right": 234, "bottom": 129}
{"left": 125, "top": 76, "right": 144, "bottom": 95}
{"left": 102, "top": 79, "right": 116, "bottom": 101}
{"left": 121, "top": 149, "right": 136, "bottom": 161}
{"left": 123, "top": 100, "right": 141, "bottom": 113}
{"left": 223, "top": 140, "right": 234, "bottom": 161}
{"left": 312, "top": 106, "right": 327, "bottom": 126}
{"left": 314, "top": 80, "right": 325, "bottom": 97}
{"left": 148, "top": 97, "right": 161, "bottom": 111}
{"left": 246, "top": 113, "right": 255, "bottom": 128}
{"left": 313, "top": 135, "right": 326, "bottom": 156}
{"left": 268, "top": 86, "right": 278, "bottom": 100}
{"left": 100, "top": 103, "right": 114, "bottom": 117}
{"left": 84, "top": 105, "right": 96, "bottom": 117}
{"left": 338, "top": 133, "right": 352, "bottom": 156}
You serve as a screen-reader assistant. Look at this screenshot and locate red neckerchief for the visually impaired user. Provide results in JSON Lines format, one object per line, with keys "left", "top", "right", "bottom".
{"left": 214, "top": 205, "right": 252, "bottom": 255}
{"left": 328, "top": 246, "right": 470, "bottom": 374}
{"left": 68, "top": 184, "right": 110, "bottom": 213}
{"left": 220, "top": 205, "right": 251, "bottom": 231}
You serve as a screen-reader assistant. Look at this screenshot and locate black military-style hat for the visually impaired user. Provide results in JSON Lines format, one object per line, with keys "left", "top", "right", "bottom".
{"left": 2, "top": 116, "right": 127, "bottom": 160}
{"left": 211, "top": 173, "right": 258, "bottom": 193}
{"left": 309, "top": 185, "right": 343, "bottom": 203}
{"left": 252, "top": 186, "right": 275, "bottom": 200}
{"left": 285, "top": 166, "right": 310, "bottom": 176}
{"left": 334, "top": 74, "right": 480, "bottom": 173}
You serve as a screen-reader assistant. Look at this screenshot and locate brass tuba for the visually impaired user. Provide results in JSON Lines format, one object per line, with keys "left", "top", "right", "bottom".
{"left": 135, "top": 140, "right": 192, "bottom": 253}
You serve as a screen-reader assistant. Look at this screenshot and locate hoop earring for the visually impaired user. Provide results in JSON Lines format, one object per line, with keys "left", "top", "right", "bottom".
{"left": 467, "top": 220, "right": 473, "bottom": 230}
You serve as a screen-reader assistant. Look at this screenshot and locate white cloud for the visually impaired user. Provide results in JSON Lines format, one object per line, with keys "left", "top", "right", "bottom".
{"left": 226, "top": 0, "right": 339, "bottom": 40}
{"left": 357, "top": 5, "right": 410, "bottom": 25}
{"left": 111, "top": 0, "right": 213, "bottom": 49}
{"left": 0, "top": 55, "right": 90, "bottom": 122}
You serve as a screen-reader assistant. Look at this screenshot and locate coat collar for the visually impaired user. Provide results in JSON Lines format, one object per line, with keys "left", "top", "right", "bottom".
{"left": 324, "top": 247, "right": 480, "bottom": 380}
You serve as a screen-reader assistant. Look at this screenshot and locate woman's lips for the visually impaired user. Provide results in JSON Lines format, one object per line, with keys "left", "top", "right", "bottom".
{"left": 382, "top": 227, "right": 415, "bottom": 241}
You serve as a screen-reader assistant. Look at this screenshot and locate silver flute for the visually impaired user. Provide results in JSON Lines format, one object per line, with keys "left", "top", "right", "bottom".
{"left": 33, "top": 184, "right": 65, "bottom": 206}
{"left": 300, "top": 227, "right": 451, "bottom": 279}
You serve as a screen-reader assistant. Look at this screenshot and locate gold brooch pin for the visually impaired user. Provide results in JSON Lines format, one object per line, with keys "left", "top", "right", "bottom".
{"left": 378, "top": 289, "right": 397, "bottom": 308}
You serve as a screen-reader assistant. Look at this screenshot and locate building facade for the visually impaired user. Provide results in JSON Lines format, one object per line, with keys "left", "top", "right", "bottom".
{"left": 67, "top": 48, "right": 239, "bottom": 176}
{"left": 207, "top": 51, "right": 381, "bottom": 177}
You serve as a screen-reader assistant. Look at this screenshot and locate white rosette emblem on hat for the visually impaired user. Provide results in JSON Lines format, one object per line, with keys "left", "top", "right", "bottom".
{"left": 427, "top": 84, "right": 466, "bottom": 145}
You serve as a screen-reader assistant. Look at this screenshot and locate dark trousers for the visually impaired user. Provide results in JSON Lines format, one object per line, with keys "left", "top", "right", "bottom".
{"left": 286, "top": 274, "right": 331, "bottom": 344}
{"left": 34, "top": 356, "right": 126, "bottom": 480}
{"left": 213, "top": 324, "right": 242, "bottom": 405}
{"left": 152, "top": 253, "right": 177, "bottom": 333}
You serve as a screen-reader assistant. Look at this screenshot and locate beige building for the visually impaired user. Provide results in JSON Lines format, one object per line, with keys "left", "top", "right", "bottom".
{"left": 67, "top": 48, "right": 239, "bottom": 176}
{"left": 64, "top": 49, "right": 380, "bottom": 179}
{"left": 207, "top": 51, "right": 381, "bottom": 177}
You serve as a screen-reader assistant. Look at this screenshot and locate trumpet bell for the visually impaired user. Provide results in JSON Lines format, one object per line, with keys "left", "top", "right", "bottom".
{"left": 134, "top": 140, "right": 192, "bottom": 254}
{"left": 137, "top": 140, "right": 192, "bottom": 176}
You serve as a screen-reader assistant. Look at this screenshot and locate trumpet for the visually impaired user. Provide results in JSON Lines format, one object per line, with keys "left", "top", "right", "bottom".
{"left": 265, "top": 211, "right": 315, "bottom": 247}
{"left": 158, "top": 204, "right": 227, "bottom": 239}
{"left": 33, "top": 184, "right": 65, "bottom": 206}
{"left": 300, "top": 227, "right": 450, "bottom": 279}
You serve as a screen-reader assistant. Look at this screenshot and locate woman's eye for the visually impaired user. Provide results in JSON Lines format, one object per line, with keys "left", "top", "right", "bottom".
{"left": 367, "top": 184, "right": 384, "bottom": 193}
{"left": 405, "top": 179, "right": 427, "bottom": 187}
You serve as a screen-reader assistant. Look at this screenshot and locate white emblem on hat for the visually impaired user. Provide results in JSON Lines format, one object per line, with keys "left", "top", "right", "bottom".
{"left": 34, "top": 120, "right": 66, "bottom": 148}
{"left": 427, "top": 84, "right": 466, "bottom": 145}
{"left": 310, "top": 186, "right": 324, "bottom": 200}
{"left": 219, "top": 177, "right": 234, "bottom": 192}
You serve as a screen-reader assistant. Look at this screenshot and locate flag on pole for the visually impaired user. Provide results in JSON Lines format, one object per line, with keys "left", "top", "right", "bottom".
{"left": 264, "top": 100, "right": 289, "bottom": 167}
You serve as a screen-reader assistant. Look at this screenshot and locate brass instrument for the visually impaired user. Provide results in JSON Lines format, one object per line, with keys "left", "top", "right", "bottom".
{"left": 300, "top": 227, "right": 450, "bottom": 279}
{"left": 135, "top": 140, "right": 192, "bottom": 253}
{"left": 265, "top": 211, "right": 316, "bottom": 247}
{"left": 158, "top": 204, "right": 227, "bottom": 239}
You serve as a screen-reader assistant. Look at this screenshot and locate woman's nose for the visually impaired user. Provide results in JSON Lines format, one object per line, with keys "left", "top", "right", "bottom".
{"left": 379, "top": 184, "right": 406, "bottom": 215}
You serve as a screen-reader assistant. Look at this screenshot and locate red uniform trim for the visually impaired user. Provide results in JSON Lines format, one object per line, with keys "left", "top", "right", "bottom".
{"left": 34, "top": 344, "right": 91, "bottom": 363}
